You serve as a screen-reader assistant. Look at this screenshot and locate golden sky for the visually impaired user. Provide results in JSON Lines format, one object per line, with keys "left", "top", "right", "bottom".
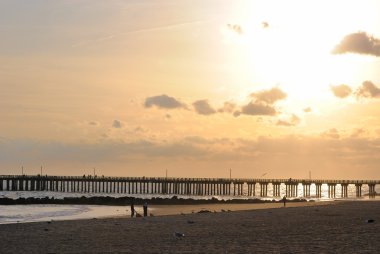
{"left": 1, "top": 0, "right": 380, "bottom": 179}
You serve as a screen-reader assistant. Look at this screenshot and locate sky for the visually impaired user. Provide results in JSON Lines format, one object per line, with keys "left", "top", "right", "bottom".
{"left": 1, "top": 0, "right": 380, "bottom": 179}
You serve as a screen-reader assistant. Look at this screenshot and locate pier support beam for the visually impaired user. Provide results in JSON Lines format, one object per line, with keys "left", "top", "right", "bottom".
{"left": 247, "top": 182, "right": 256, "bottom": 196}
{"left": 328, "top": 184, "right": 336, "bottom": 198}
{"left": 302, "top": 184, "right": 311, "bottom": 198}
{"left": 315, "top": 184, "right": 322, "bottom": 198}
{"left": 368, "top": 184, "right": 376, "bottom": 198}
{"left": 341, "top": 184, "right": 348, "bottom": 198}
{"left": 272, "top": 183, "right": 281, "bottom": 197}
{"left": 355, "top": 184, "right": 362, "bottom": 197}
{"left": 259, "top": 183, "right": 268, "bottom": 197}
{"left": 285, "top": 183, "right": 298, "bottom": 197}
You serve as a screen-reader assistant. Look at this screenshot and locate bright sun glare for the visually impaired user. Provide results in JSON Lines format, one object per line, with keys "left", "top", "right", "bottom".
{"left": 222, "top": 0, "right": 379, "bottom": 112}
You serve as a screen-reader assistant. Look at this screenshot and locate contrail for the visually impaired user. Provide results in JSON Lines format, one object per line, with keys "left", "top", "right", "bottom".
{"left": 72, "top": 18, "right": 214, "bottom": 48}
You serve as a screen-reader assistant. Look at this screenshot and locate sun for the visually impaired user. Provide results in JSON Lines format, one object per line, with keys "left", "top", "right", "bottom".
{"left": 223, "top": 0, "right": 380, "bottom": 108}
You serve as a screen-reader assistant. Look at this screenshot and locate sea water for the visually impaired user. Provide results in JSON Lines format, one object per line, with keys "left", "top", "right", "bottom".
{"left": 0, "top": 183, "right": 378, "bottom": 224}
{"left": 0, "top": 204, "right": 135, "bottom": 224}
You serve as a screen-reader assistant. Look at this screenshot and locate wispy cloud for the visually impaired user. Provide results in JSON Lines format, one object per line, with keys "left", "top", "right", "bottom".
{"left": 218, "top": 102, "right": 236, "bottom": 113}
{"left": 321, "top": 128, "right": 340, "bottom": 139}
{"left": 303, "top": 107, "right": 312, "bottom": 113}
{"left": 2, "top": 134, "right": 380, "bottom": 178}
{"left": 226, "top": 24, "right": 243, "bottom": 35}
{"left": 72, "top": 19, "right": 211, "bottom": 48}
{"left": 276, "top": 114, "right": 300, "bottom": 127}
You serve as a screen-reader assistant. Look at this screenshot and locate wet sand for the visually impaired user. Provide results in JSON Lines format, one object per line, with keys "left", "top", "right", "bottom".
{"left": 0, "top": 201, "right": 379, "bottom": 253}
{"left": 148, "top": 201, "right": 332, "bottom": 216}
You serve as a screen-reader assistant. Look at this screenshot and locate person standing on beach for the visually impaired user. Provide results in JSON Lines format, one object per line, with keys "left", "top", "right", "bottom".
{"left": 130, "top": 198, "right": 135, "bottom": 218}
{"left": 282, "top": 196, "right": 287, "bottom": 207}
{"left": 143, "top": 202, "right": 148, "bottom": 217}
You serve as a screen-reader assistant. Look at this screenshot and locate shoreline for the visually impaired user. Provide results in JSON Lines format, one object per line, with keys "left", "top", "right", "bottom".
{"left": 0, "top": 200, "right": 379, "bottom": 253}
{"left": 0, "top": 198, "right": 332, "bottom": 225}
{"left": 0, "top": 195, "right": 310, "bottom": 206}
{"left": 147, "top": 200, "right": 334, "bottom": 217}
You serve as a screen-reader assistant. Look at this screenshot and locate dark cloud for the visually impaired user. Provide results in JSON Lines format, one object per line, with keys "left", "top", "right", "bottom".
{"left": 276, "top": 114, "right": 300, "bottom": 127}
{"left": 356, "top": 81, "right": 380, "bottom": 98}
{"left": 193, "top": 100, "right": 217, "bottom": 115}
{"left": 112, "top": 120, "right": 122, "bottom": 128}
{"left": 237, "top": 102, "right": 276, "bottom": 116}
{"left": 330, "top": 84, "right": 352, "bottom": 98}
{"left": 144, "top": 94, "right": 186, "bottom": 109}
{"left": 332, "top": 32, "right": 380, "bottom": 57}
{"left": 251, "top": 87, "right": 287, "bottom": 104}
{"left": 227, "top": 24, "right": 243, "bottom": 34}
{"left": 234, "top": 87, "right": 287, "bottom": 117}
{"left": 146, "top": 88, "right": 286, "bottom": 118}
{"left": 262, "top": 22, "right": 269, "bottom": 29}
{"left": 88, "top": 121, "right": 99, "bottom": 126}
{"left": 303, "top": 107, "right": 312, "bottom": 113}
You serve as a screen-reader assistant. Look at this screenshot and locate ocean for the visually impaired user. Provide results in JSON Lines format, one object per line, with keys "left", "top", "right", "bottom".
{"left": 0, "top": 183, "right": 378, "bottom": 224}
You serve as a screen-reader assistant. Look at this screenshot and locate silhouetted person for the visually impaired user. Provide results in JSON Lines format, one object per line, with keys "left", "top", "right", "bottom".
{"left": 143, "top": 202, "right": 148, "bottom": 217}
{"left": 282, "top": 196, "right": 287, "bottom": 207}
{"left": 130, "top": 198, "right": 135, "bottom": 218}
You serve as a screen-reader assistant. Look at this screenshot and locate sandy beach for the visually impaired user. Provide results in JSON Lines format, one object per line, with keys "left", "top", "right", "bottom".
{"left": 0, "top": 200, "right": 379, "bottom": 253}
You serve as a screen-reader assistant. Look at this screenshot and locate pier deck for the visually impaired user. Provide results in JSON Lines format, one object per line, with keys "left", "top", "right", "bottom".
{"left": 0, "top": 175, "right": 378, "bottom": 198}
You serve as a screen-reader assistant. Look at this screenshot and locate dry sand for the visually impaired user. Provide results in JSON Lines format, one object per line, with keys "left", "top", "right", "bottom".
{"left": 0, "top": 200, "right": 379, "bottom": 253}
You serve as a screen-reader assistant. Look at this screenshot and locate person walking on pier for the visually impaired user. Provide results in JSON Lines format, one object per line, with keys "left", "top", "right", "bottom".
{"left": 130, "top": 198, "right": 135, "bottom": 218}
{"left": 282, "top": 196, "right": 287, "bottom": 207}
{"left": 143, "top": 202, "right": 148, "bottom": 217}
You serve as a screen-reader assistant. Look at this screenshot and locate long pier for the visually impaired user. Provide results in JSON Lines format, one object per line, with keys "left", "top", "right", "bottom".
{"left": 0, "top": 175, "right": 378, "bottom": 199}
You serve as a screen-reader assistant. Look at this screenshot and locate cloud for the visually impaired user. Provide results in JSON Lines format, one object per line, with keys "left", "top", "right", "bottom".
{"left": 234, "top": 87, "right": 287, "bottom": 117}
{"left": 356, "top": 81, "right": 380, "bottom": 98}
{"left": 351, "top": 128, "right": 366, "bottom": 138}
{"left": 276, "top": 114, "right": 300, "bottom": 127}
{"left": 332, "top": 32, "right": 380, "bottom": 57}
{"left": 303, "top": 107, "right": 312, "bottom": 113}
{"left": 88, "top": 121, "right": 99, "bottom": 126}
{"left": 1, "top": 134, "right": 380, "bottom": 178}
{"left": 112, "top": 120, "right": 122, "bottom": 129}
{"left": 227, "top": 24, "right": 243, "bottom": 34}
{"left": 192, "top": 100, "right": 217, "bottom": 115}
{"left": 262, "top": 22, "right": 269, "bottom": 29}
{"left": 144, "top": 94, "right": 186, "bottom": 109}
{"left": 236, "top": 102, "right": 277, "bottom": 117}
{"left": 251, "top": 87, "right": 287, "bottom": 104}
{"left": 218, "top": 102, "right": 236, "bottom": 113}
{"left": 321, "top": 128, "right": 340, "bottom": 139}
{"left": 330, "top": 84, "right": 352, "bottom": 98}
